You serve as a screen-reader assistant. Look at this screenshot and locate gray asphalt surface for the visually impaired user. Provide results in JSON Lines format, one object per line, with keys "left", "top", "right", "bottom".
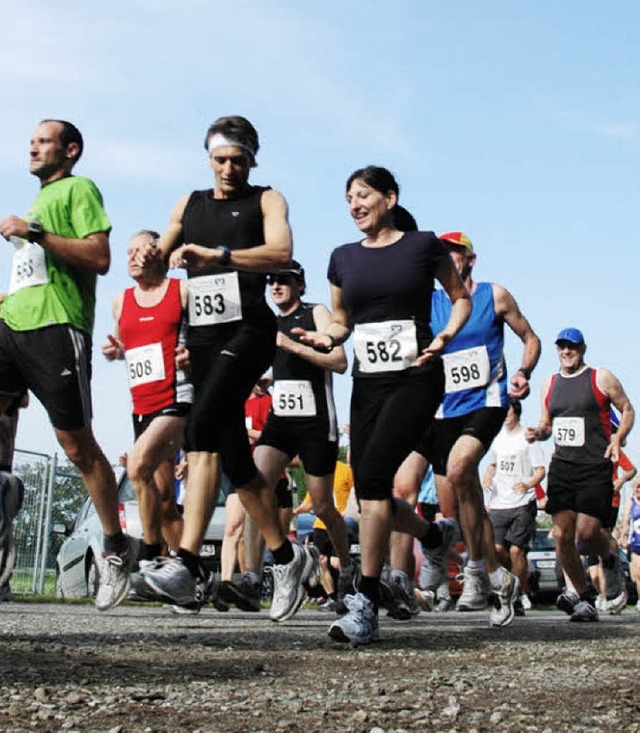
{"left": 1, "top": 602, "right": 639, "bottom": 732}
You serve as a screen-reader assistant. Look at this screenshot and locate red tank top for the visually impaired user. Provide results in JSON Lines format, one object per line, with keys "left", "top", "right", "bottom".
{"left": 119, "top": 278, "right": 190, "bottom": 415}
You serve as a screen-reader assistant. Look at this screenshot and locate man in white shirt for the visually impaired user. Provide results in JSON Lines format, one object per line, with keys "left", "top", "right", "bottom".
{"left": 483, "top": 397, "right": 545, "bottom": 613}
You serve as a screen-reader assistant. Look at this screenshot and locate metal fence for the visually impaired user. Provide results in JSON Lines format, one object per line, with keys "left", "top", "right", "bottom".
{"left": 10, "top": 450, "right": 57, "bottom": 595}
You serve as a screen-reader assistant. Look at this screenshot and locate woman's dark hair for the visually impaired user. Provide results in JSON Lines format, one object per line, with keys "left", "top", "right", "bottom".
{"left": 346, "top": 165, "right": 417, "bottom": 232}
{"left": 509, "top": 397, "right": 522, "bottom": 419}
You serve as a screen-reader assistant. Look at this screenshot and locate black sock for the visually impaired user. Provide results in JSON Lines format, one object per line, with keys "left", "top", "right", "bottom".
{"left": 421, "top": 522, "right": 443, "bottom": 549}
{"left": 359, "top": 575, "right": 379, "bottom": 611}
{"left": 104, "top": 531, "right": 128, "bottom": 555}
{"left": 142, "top": 543, "right": 162, "bottom": 562}
{"left": 177, "top": 548, "right": 201, "bottom": 578}
{"left": 271, "top": 540, "right": 294, "bottom": 566}
{"left": 579, "top": 589, "right": 596, "bottom": 603}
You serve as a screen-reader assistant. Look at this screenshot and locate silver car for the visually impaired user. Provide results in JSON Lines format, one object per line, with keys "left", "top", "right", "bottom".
{"left": 54, "top": 473, "right": 227, "bottom": 598}
{"left": 528, "top": 527, "right": 560, "bottom": 600}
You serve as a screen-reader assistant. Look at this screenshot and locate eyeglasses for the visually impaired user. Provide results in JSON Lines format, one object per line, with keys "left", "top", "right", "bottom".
{"left": 267, "top": 274, "right": 295, "bottom": 286}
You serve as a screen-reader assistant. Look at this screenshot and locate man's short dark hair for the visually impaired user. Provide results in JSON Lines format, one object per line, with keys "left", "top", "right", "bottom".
{"left": 509, "top": 397, "right": 522, "bottom": 419}
{"left": 41, "top": 119, "right": 84, "bottom": 163}
{"left": 204, "top": 115, "right": 259, "bottom": 165}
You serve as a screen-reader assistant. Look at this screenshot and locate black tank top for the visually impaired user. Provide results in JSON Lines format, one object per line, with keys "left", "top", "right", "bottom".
{"left": 272, "top": 302, "right": 336, "bottom": 430}
{"left": 182, "top": 185, "right": 274, "bottom": 345}
{"left": 547, "top": 366, "right": 611, "bottom": 466}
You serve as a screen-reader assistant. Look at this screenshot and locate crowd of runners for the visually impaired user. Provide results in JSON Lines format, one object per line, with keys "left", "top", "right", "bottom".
{"left": 0, "top": 115, "right": 637, "bottom": 645}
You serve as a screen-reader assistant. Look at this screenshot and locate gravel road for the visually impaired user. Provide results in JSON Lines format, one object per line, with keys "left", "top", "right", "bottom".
{"left": 1, "top": 602, "right": 639, "bottom": 733}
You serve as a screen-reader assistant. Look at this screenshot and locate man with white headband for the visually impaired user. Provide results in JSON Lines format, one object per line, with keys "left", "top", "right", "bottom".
{"left": 138, "top": 115, "right": 319, "bottom": 620}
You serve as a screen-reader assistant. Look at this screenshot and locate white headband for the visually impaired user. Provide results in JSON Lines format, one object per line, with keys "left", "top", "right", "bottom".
{"left": 208, "top": 133, "right": 256, "bottom": 158}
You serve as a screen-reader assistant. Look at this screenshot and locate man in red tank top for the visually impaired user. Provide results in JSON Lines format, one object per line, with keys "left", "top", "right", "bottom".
{"left": 102, "top": 230, "right": 194, "bottom": 602}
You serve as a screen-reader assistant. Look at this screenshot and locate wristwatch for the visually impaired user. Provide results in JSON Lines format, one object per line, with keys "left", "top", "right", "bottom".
{"left": 27, "top": 220, "right": 45, "bottom": 243}
{"left": 216, "top": 245, "right": 231, "bottom": 266}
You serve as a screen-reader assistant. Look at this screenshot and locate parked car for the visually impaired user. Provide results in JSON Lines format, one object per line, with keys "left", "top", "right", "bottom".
{"left": 528, "top": 527, "right": 560, "bottom": 600}
{"left": 54, "top": 472, "right": 227, "bottom": 599}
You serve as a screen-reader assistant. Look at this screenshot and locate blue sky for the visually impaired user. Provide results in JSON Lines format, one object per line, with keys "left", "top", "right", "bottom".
{"left": 2, "top": 1, "right": 639, "bottom": 481}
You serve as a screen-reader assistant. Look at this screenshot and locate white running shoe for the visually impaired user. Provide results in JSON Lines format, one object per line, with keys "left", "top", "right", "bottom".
{"left": 490, "top": 572, "right": 520, "bottom": 627}
{"left": 420, "top": 518, "right": 460, "bottom": 590}
{"left": 269, "top": 543, "right": 319, "bottom": 622}
{"left": 520, "top": 593, "right": 532, "bottom": 611}
{"left": 456, "top": 566, "right": 490, "bottom": 611}
{"left": 328, "top": 592, "right": 379, "bottom": 645}
{"left": 607, "top": 589, "right": 628, "bottom": 615}
{"left": 635, "top": 600, "right": 640, "bottom": 613}
{"left": 95, "top": 544, "right": 133, "bottom": 611}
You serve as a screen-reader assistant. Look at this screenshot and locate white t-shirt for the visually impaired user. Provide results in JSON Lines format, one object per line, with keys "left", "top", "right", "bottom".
{"left": 486, "top": 426, "right": 545, "bottom": 510}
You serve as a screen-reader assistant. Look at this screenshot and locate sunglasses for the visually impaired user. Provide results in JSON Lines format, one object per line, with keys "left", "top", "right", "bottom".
{"left": 267, "top": 274, "right": 296, "bottom": 286}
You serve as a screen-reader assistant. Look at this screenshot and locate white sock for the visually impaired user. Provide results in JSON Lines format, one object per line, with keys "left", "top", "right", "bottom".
{"left": 489, "top": 566, "right": 507, "bottom": 589}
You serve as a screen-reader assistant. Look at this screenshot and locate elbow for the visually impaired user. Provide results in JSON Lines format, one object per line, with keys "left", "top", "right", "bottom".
{"left": 335, "top": 358, "right": 348, "bottom": 375}
{"left": 95, "top": 258, "right": 110, "bottom": 276}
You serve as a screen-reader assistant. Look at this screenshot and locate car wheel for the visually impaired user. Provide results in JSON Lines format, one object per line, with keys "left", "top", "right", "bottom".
{"left": 86, "top": 555, "right": 99, "bottom": 598}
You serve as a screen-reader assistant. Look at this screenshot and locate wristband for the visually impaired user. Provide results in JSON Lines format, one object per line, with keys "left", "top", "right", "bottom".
{"left": 314, "top": 334, "right": 337, "bottom": 354}
{"left": 517, "top": 367, "right": 532, "bottom": 380}
{"left": 216, "top": 245, "right": 231, "bottom": 266}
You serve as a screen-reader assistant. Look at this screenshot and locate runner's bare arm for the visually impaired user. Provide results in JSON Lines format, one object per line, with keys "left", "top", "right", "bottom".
{"left": 293, "top": 283, "right": 351, "bottom": 353}
{"left": 167, "top": 190, "right": 292, "bottom": 273}
{"left": 279, "top": 304, "right": 347, "bottom": 373}
{"left": 102, "top": 292, "right": 125, "bottom": 360}
{"left": 598, "top": 368, "right": 635, "bottom": 461}
{"left": 0, "top": 215, "right": 110, "bottom": 274}
{"left": 493, "top": 284, "right": 541, "bottom": 399}
{"left": 525, "top": 377, "right": 553, "bottom": 442}
{"left": 417, "top": 255, "right": 471, "bottom": 365}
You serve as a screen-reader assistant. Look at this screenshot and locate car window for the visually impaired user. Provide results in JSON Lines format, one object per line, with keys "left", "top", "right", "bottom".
{"left": 118, "top": 475, "right": 137, "bottom": 503}
{"left": 74, "top": 496, "right": 95, "bottom": 530}
{"left": 532, "top": 530, "right": 556, "bottom": 550}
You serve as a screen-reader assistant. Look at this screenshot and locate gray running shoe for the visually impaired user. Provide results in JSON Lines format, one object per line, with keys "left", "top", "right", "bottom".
{"left": 95, "top": 544, "right": 133, "bottom": 611}
{"left": 219, "top": 574, "right": 261, "bottom": 612}
{"left": 420, "top": 518, "right": 460, "bottom": 590}
{"left": 130, "top": 558, "right": 163, "bottom": 602}
{"left": 456, "top": 566, "right": 490, "bottom": 611}
{"left": 570, "top": 599, "right": 598, "bottom": 622}
{"left": 435, "top": 596, "right": 455, "bottom": 613}
{"left": 328, "top": 592, "right": 379, "bottom": 645}
{"left": 556, "top": 589, "right": 580, "bottom": 616}
{"left": 490, "top": 571, "right": 521, "bottom": 627}
{"left": 386, "top": 574, "right": 420, "bottom": 620}
{"left": 270, "top": 543, "right": 319, "bottom": 622}
{"left": 0, "top": 582, "right": 11, "bottom": 602}
{"left": 603, "top": 553, "right": 624, "bottom": 600}
{"left": 141, "top": 556, "right": 198, "bottom": 607}
{"left": 414, "top": 587, "right": 435, "bottom": 612}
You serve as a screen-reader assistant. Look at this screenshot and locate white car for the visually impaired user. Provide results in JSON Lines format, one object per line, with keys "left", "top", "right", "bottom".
{"left": 54, "top": 473, "right": 227, "bottom": 599}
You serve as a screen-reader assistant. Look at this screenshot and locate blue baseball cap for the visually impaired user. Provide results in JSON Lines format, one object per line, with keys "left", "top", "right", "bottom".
{"left": 555, "top": 327, "right": 585, "bottom": 345}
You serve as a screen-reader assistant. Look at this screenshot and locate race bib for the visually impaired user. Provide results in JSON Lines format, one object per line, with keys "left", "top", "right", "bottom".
{"left": 353, "top": 320, "right": 417, "bottom": 374}
{"left": 553, "top": 416, "right": 585, "bottom": 447}
{"left": 8, "top": 241, "right": 48, "bottom": 294}
{"left": 496, "top": 453, "right": 521, "bottom": 477}
{"left": 442, "top": 345, "right": 490, "bottom": 393}
{"left": 125, "top": 342, "right": 165, "bottom": 388}
{"left": 188, "top": 273, "right": 242, "bottom": 326}
{"left": 273, "top": 380, "right": 317, "bottom": 417}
